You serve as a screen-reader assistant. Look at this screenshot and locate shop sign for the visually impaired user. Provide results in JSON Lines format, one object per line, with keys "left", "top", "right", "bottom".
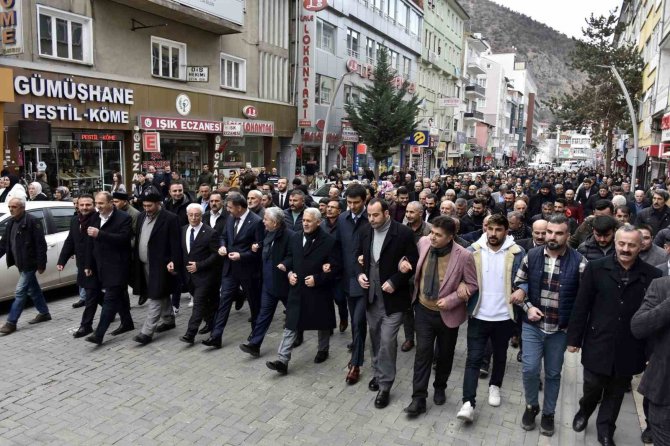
{"left": 186, "top": 66, "right": 209, "bottom": 82}
{"left": 438, "top": 97, "right": 461, "bottom": 108}
{"left": 223, "top": 123, "right": 243, "bottom": 137}
{"left": 143, "top": 132, "right": 160, "bottom": 153}
{"left": 406, "top": 130, "right": 429, "bottom": 146}
{"left": 346, "top": 58, "right": 416, "bottom": 94}
{"left": 303, "top": 0, "right": 328, "bottom": 11}
{"left": 302, "top": 131, "right": 339, "bottom": 144}
{"left": 410, "top": 145, "right": 420, "bottom": 155}
{"left": 341, "top": 127, "right": 359, "bottom": 142}
{"left": 0, "top": 0, "right": 22, "bottom": 55}
{"left": 298, "top": 9, "right": 316, "bottom": 127}
{"left": 242, "top": 105, "right": 258, "bottom": 119}
{"left": 356, "top": 143, "right": 367, "bottom": 155}
{"left": 14, "top": 75, "right": 133, "bottom": 123}
{"left": 132, "top": 131, "right": 141, "bottom": 174}
{"left": 176, "top": 93, "right": 191, "bottom": 116}
{"left": 139, "top": 116, "right": 223, "bottom": 133}
{"left": 222, "top": 117, "right": 274, "bottom": 136}
{"left": 176, "top": 0, "right": 242, "bottom": 25}
{"left": 662, "top": 113, "right": 670, "bottom": 142}
{"left": 73, "top": 132, "right": 121, "bottom": 141}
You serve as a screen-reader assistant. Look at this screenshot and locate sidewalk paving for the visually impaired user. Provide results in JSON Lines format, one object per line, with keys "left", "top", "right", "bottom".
{"left": 0, "top": 291, "right": 647, "bottom": 445}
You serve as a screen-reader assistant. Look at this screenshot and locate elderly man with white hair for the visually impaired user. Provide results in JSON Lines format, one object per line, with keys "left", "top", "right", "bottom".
{"left": 266, "top": 207, "right": 340, "bottom": 375}
{"left": 440, "top": 200, "right": 456, "bottom": 217}
{"left": 247, "top": 189, "right": 265, "bottom": 219}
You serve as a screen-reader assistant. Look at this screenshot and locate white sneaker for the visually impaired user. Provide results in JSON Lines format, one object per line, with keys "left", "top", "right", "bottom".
{"left": 457, "top": 401, "right": 475, "bottom": 422}
{"left": 488, "top": 385, "right": 501, "bottom": 407}
{"left": 188, "top": 295, "right": 194, "bottom": 307}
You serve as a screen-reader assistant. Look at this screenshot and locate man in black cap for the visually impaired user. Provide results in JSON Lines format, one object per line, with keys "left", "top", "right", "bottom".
{"left": 112, "top": 191, "right": 140, "bottom": 231}
{"left": 528, "top": 183, "right": 555, "bottom": 218}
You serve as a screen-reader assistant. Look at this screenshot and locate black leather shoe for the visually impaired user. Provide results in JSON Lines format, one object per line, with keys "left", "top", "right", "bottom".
{"left": 198, "top": 324, "right": 212, "bottom": 335}
{"left": 404, "top": 399, "right": 426, "bottom": 417}
{"left": 138, "top": 295, "right": 148, "bottom": 305}
{"left": 314, "top": 350, "right": 329, "bottom": 363}
{"left": 110, "top": 325, "right": 134, "bottom": 336}
{"left": 266, "top": 360, "right": 288, "bottom": 375}
{"left": 374, "top": 390, "right": 390, "bottom": 409}
{"left": 433, "top": 388, "right": 446, "bottom": 406}
{"left": 572, "top": 410, "right": 588, "bottom": 432}
{"left": 234, "top": 295, "right": 245, "bottom": 311}
{"left": 641, "top": 427, "right": 653, "bottom": 444}
{"left": 517, "top": 351, "right": 523, "bottom": 362}
{"left": 292, "top": 333, "right": 303, "bottom": 348}
{"left": 599, "top": 436, "right": 616, "bottom": 446}
{"left": 368, "top": 377, "right": 380, "bottom": 391}
{"left": 85, "top": 335, "right": 102, "bottom": 345}
{"left": 347, "top": 342, "right": 353, "bottom": 352}
{"left": 179, "top": 335, "right": 195, "bottom": 344}
{"left": 133, "top": 333, "right": 152, "bottom": 345}
{"left": 202, "top": 337, "right": 222, "bottom": 349}
{"left": 156, "top": 322, "right": 176, "bottom": 333}
{"left": 73, "top": 327, "right": 93, "bottom": 338}
{"left": 240, "top": 343, "right": 260, "bottom": 357}
{"left": 72, "top": 300, "right": 86, "bottom": 309}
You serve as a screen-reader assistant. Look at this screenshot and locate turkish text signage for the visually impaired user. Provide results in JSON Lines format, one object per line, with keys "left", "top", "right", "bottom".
{"left": 222, "top": 117, "right": 275, "bottom": 136}
{"left": 0, "top": 0, "right": 22, "bottom": 55}
{"left": 298, "top": 9, "right": 316, "bottom": 127}
{"left": 139, "top": 116, "right": 223, "bottom": 133}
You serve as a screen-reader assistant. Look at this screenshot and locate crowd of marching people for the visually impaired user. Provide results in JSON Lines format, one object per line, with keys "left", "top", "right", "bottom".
{"left": 3, "top": 162, "right": 670, "bottom": 445}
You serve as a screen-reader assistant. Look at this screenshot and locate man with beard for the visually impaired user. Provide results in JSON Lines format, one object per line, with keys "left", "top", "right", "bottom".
{"left": 283, "top": 189, "right": 306, "bottom": 232}
{"left": 500, "top": 190, "right": 517, "bottom": 215}
{"left": 164, "top": 182, "right": 191, "bottom": 227}
{"left": 390, "top": 186, "right": 409, "bottom": 223}
{"left": 585, "top": 185, "right": 612, "bottom": 217}
{"left": 455, "top": 198, "right": 468, "bottom": 221}
{"left": 321, "top": 199, "right": 348, "bottom": 332}
{"left": 515, "top": 220, "right": 548, "bottom": 261}
{"left": 461, "top": 198, "right": 489, "bottom": 234}
{"left": 409, "top": 181, "right": 423, "bottom": 202}
{"left": 424, "top": 194, "right": 440, "bottom": 223}
{"left": 531, "top": 202, "right": 555, "bottom": 224}
{"left": 247, "top": 190, "right": 265, "bottom": 219}
{"left": 358, "top": 199, "right": 418, "bottom": 409}
{"left": 511, "top": 215, "right": 587, "bottom": 436}
{"left": 274, "top": 177, "right": 290, "bottom": 210}
{"left": 614, "top": 205, "right": 631, "bottom": 225}
{"left": 569, "top": 226, "right": 661, "bottom": 445}
{"left": 637, "top": 224, "right": 667, "bottom": 267}
{"left": 570, "top": 201, "right": 615, "bottom": 249}
{"left": 528, "top": 183, "right": 554, "bottom": 218}
{"left": 197, "top": 184, "right": 211, "bottom": 213}
{"left": 508, "top": 211, "right": 531, "bottom": 241}
{"left": 440, "top": 200, "right": 456, "bottom": 217}
{"left": 636, "top": 190, "right": 670, "bottom": 235}
{"left": 578, "top": 216, "right": 617, "bottom": 261}
{"left": 554, "top": 199, "right": 578, "bottom": 234}
{"left": 565, "top": 189, "right": 584, "bottom": 224}
{"left": 112, "top": 192, "right": 140, "bottom": 233}
{"left": 456, "top": 214, "right": 525, "bottom": 422}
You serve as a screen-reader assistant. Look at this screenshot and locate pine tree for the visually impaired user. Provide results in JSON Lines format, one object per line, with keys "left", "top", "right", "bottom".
{"left": 344, "top": 46, "right": 421, "bottom": 176}
{"left": 544, "top": 9, "right": 643, "bottom": 175}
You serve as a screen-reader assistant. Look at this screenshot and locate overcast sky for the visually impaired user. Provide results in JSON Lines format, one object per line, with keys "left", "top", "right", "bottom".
{"left": 489, "top": 0, "right": 623, "bottom": 39}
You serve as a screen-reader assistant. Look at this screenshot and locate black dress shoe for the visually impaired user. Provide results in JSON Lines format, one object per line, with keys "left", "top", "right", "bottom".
{"left": 156, "top": 322, "right": 176, "bottom": 333}
{"left": 85, "top": 334, "right": 102, "bottom": 345}
{"left": 314, "top": 350, "right": 329, "bottom": 363}
{"left": 72, "top": 300, "right": 86, "bottom": 309}
{"left": 404, "top": 399, "right": 426, "bottom": 417}
{"left": 240, "top": 343, "right": 260, "bottom": 357}
{"left": 599, "top": 436, "right": 616, "bottom": 446}
{"left": 292, "top": 333, "right": 303, "bottom": 348}
{"left": 73, "top": 327, "right": 93, "bottom": 338}
{"left": 572, "top": 410, "right": 588, "bottom": 432}
{"left": 266, "top": 360, "right": 288, "bottom": 375}
{"left": 433, "top": 388, "right": 446, "bottom": 406}
{"left": 347, "top": 342, "right": 353, "bottom": 352}
{"left": 133, "top": 333, "right": 152, "bottom": 345}
{"left": 180, "top": 335, "right": 195, "bottom": 345}
{"left": 201, "top": 337, "right": 222, "bottom": 349}
{"left": 374, "top": 390, "right": 390, "bottom": 409}
{"left": 368, "top": 377, "right": 380, "bottom": 391}
{"left": 110, "top": 325, "right": 135, "bottom": 336}
{"left": 138, "top": 295, "right": 148, "bottom": 306}
{"left": 517, "top": 351, "right": 522, "bottom": 362}
{"left": 234, "top": 295, "right": 245, "bottom": 311}
{"left": 641, "top": 427, "right": 653, "bottom": 444}
{"left": 198, "top": 324, "right": 212, "bottom": 335}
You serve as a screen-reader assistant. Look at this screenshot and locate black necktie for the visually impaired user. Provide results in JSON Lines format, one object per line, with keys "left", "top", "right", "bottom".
{"left": 234, "top": 218, "right": 240, "bottom": 236}
{"left": 189, "top": 227, "right": 195, "bottom": 252}
{"left": 280, "top": 194, "right": 285, "bottom": 208}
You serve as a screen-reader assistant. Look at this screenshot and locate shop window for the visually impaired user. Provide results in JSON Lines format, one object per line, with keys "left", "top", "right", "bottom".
{"left": 220, "top": 52, "right": 246, "bottom": 91}
{"left": 315, "top": 74, "right": 335, "bottom": 105}
{"left": 316, "top": 19, "right": 336, "bottom": 54}
{"left": 151, "top": 36, "right": 187, "bottom": 80}
{"left": 37, "top": 5, "right": 93, "bottom": 64}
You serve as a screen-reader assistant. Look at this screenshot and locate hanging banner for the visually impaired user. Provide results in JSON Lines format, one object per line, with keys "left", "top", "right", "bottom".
{"left": 298, "top": 8, "right": 316, "bottom": 127}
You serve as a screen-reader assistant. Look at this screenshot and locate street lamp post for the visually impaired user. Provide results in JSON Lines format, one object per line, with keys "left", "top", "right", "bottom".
{"left": 321, "top": 72, "right": 353, "bottom": 174}
{"left": 599, "top": 64, "right": 639, "bottom": 188}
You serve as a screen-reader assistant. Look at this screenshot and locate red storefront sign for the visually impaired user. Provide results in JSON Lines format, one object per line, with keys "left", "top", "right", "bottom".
{"left": 139, "top": 116, "right": 223, "bottom": 133}
{"left": 143, "top": 132, "right": 160, "bottom": 152}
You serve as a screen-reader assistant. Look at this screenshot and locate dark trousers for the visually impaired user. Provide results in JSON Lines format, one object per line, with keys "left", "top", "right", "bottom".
{"left": 120, "top": 289, "right": 133, "bottom": 327}
{"left": 411, "top": 304, "right": 460, "bottom": 400}
{"left": 333, "top": 282, "right": 348, "bottom": 324}
{"left": 94, "top": 286, "right": 126, "bottom": 340}
{"left": 579, "top": 368, "right": 632, "bottom": 439}
{"left": 649, "top": 401, "right": 670, "bottom": 446}
{"left": 211, "top": 276, "right": 261, "bottom": 340}
{"left": 402, "top": 307, "right": 415, "bottom": 342}
{"left": 80, "top": 288, "right": 101, "bottom": 330}
{"left": 249, "top": 288, "right": 286, "bottom": 347}
{"left": 462, "top": 317, "right": 516, "bottom": 406}
{"left": 171, "top": 277, "right": 184, "bottom": 309}
{"left": 184, "top": 281, "right": 215, "bottom": 337}
{"left": 347, "top": 294, "right": 367, "bottom": 367}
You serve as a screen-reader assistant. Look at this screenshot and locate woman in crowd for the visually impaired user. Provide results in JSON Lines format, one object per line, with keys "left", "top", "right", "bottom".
{"left": 54, "top": 186, "right": 71, "bottom": 201}
{"left": 0, "top": 175, "right": 26, "bottom": 203}
{"left": 27, "top": 182, "right": 48, "bottom": 201}
{"left": 111, "top": 172, "right": 126, "bottom": 193}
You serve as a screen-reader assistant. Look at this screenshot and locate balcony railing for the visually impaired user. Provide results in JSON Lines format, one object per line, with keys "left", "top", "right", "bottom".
{"left": 464, "top": 110, "right": 484, "bottom": 121}
{"left": 465, "top": 84, "right": 486, "bottom": 97}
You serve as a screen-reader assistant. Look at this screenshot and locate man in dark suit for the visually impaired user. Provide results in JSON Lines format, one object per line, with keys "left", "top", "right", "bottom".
{"left": 569, "top": 226, "right": 662, "bottom": 445}
{"left": 84, "top": 191, "right": 134, "bottom": 345}
{"left": 132, "top": 193, "right": 183, "bottom": 345}
{"left": 423, "top": 194, "right": 440, "bottom": 223}
{"left": 179, "top": 204, "right": 221, "bottom": 344}
{"left": 273, "top": 177, "right": 290, "bottom": 210}
{"left": 357, "top": 198, "right": 419, "bottom": 409}
{"left": 576, "top": 178, "right": 597, "bottom": 208}
{"left": 200, "top": 191, "right": 227, "bottom": 332}
{"left": 202, "top": 192, "right": 264, "bottom": 348}
{"left": 283, "top": 189, "right": 306, "bottom": 231}
{"left": 57, "top": 194, "right": 103, "bottom": 338}
{"left": 516, "top": 219, "right": 548, "bottom": 253}
{"left": 0, "top": 197, "right": 50, "bottom": 335}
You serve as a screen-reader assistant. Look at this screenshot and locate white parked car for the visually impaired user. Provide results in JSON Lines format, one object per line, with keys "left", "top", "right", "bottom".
{"left": 0, "top": 201, "right": 78, "bottom": 302}
{"left": 310, "top": 181, "right": 353, "bottom": 202}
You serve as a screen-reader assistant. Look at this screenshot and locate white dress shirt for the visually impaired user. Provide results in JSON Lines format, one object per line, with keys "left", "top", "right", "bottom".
{"left": 186, "top": 222, "right": 203, "bottom": 254}
{"left": 209, "top": 210, "right": 222, "bottom": 228}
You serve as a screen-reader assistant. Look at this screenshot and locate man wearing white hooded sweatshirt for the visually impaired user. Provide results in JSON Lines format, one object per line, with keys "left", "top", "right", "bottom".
{"left": 457, "top": 213, "right": 526, "bottom": 422}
